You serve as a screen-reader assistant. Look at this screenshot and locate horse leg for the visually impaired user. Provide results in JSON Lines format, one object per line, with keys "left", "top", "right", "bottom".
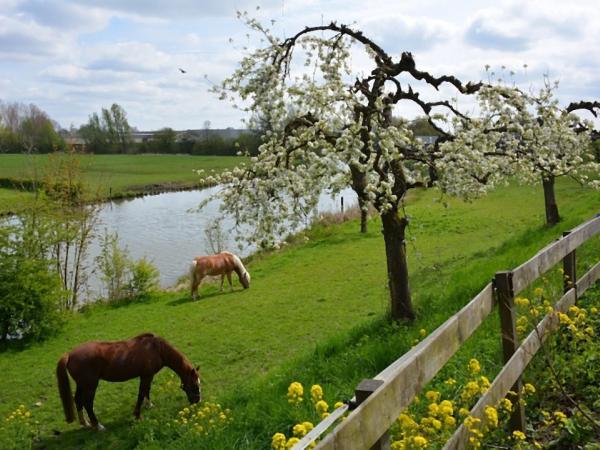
{"left": 74, "top": 385, "right": 90, "bottom": 427}
{"left": 134, "top": 376, "right": 153, "bottom": 419}
{"left": 220, "top": 275, "right": 225, "bottom": 292}
{"left": 143, "top": 375, "right": 155, "bottom": 409}
{"left": 227, "top": 272, "right": 233, "bottom": 291}
{"left": 191, "top": 275, "right": 204, "bottom": 299}
{"left": 82, "top": 382, "right": 104, "bottom": 431}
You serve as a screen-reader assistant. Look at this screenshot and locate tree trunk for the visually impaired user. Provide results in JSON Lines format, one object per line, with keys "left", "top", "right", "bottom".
{"left": 542, "top": 175, "right": 560, "bottom": 226}
{"left": 358, "top": 196, "right": 368, "bottom": 233}
{"left": 381, "top": 211, "right": 415, "bottom": 320}
{"left": 350, "top": 165, "right": 369, "bottom": 234}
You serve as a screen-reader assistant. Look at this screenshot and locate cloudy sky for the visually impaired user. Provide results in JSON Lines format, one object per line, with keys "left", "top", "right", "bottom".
{"left": 1, "top": 0, "right": 599, "bottom": 130}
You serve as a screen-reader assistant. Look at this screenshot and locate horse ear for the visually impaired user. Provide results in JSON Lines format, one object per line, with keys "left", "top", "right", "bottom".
{"left": 195, "top": 365, "right": 200, "bottom": 371}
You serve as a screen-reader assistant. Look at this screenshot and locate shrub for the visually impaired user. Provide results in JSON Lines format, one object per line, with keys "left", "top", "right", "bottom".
{"left": 96, "top": 231, "right": 159, "bottom": 302}
{"left": 0, "top": 224, "right": 64, "bottom": 342}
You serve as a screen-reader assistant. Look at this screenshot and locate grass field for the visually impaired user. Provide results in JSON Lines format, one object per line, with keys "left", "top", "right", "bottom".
{"left": 0, "top": 154, "right": 247, "bottom": 213}
{"left": 0, "top": 179, "right": 598, "bottom": 449}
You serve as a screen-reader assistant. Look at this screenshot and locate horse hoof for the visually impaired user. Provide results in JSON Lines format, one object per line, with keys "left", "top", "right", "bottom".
{"left": 95, "top": 423, "right": 106, "bottom": 431}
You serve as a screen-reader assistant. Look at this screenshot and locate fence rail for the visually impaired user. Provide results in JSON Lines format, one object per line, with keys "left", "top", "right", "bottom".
{"left": 292, "top": 215, "right": 600, "bottom": 450}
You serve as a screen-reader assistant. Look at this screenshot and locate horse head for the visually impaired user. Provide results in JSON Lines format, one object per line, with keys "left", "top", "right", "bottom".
{"left": 240, "top": 270, "right": 251, "bottom": 289}
{"left": 181, "top": 366, "right": 201, "bottom": 404}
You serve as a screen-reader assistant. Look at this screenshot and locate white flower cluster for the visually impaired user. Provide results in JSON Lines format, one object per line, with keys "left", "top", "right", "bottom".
{"left": 205, "top": 16, "right": 598, "bottom": 248}
{"left": 439, "top": 82, "right": 598, "bottom": 199}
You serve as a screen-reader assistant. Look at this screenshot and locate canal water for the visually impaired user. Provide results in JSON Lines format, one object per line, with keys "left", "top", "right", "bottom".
{"left": 87, "top": 186, "right": 355, "bottom": 297}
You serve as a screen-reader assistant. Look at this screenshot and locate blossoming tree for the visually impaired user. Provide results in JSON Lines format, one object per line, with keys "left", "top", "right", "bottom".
{"left": 208, "top": 15, "right": 504, "bottom": 320}
{"left": 448, "top": 81, "right": 600, "bottom": 226}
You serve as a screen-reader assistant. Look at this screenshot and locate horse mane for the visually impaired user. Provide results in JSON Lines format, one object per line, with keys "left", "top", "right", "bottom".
{"left": 148, "top": 334, "right": 192, "bottom": 372}
{"left": 222, "top": 252, "right": 248, "bottom": 277}
{"left": 134, "top": 332, "right": 156, "bottom": 340}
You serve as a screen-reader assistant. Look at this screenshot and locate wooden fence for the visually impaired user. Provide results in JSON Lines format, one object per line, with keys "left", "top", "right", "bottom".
{"left": 292, "top": 215, "right": 600, "bottom": 450}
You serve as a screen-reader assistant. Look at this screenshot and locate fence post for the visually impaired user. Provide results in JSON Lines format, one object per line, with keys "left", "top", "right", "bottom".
{"left": 355, "top": 379, "right": 391, "bottom": 450}
{"left": 494, "top": 271, "right": 526, "bottom": 432}
{"left": 562, "top": 231, "right": 577, "bottom": 297}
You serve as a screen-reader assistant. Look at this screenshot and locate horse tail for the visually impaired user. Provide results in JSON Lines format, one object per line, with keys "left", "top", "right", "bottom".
{"left": 190, "top": 260, "right": 198, "bottom": 280}
{"left": 56, "top": 353, "right": 75, "bottom": 423}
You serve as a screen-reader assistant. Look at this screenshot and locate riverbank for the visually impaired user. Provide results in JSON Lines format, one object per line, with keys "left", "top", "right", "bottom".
{"left": 0, "top": 179, "right": 598, "bottom": 449}
{"left": 0, "top": 154, "right": 247, "bottom": 215}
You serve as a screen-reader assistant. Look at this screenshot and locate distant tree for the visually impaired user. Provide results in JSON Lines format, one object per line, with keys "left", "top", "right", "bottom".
{"left": 203, "top": 120, "right": 211, "bottom": 141}
{"left": 149, "top": 127, "right": 177, "bottom": 153}
{"left": 0, "top": 101, "right": 65, "bottom": 153}
{"left": 79, "top": 103, "right": 132, "bottom": 153}
{"left": 407, "top": 116, "right": 442, "bottom": 136}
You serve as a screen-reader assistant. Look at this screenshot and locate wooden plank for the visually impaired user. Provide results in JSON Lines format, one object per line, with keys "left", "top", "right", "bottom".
{"left": 443, "top": 288, "right": 577, "bottom": 450}
{"left": 577, "top": 260, "right": 600, "bottom": 296}
{"left": 512, "top": 216, "right": 600, "bottom": 293}
{"left": 314, "top": 284, "right": 494, "bottom": 450}
{"left": 293, "top": 404, "right": 350, "bottom": 450}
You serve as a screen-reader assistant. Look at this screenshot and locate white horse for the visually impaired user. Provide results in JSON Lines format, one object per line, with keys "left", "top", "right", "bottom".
{"left": 190, "top": 251, "right": 250, "bottom": 299}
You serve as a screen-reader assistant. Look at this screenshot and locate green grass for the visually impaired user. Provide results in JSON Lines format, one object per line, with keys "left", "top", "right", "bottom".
{"left": 0, "top": 154, "right": 247, "bottom": 213}
{"left": 0, "top": 179, "right": 598, "bottom": 449}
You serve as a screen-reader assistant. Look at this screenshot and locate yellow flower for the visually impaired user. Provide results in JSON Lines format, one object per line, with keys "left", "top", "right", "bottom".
{"left": 321, "top": 412, "right": 330, "bottom": 420}
{"left": 468, "top": 358, "right": 481, "bottom": 375}
{"left": 515, "top": 297, "right": 530, "bottom": 307}
{"left": 419, "top": 328, "right": 427, "bottom": 337}
{"left": 293, "top": 423, "right": 306, "bottom": 437}
{"left": 310, "top": 385, "right": 323, "bottom": 404}
{"left": 431, "top": 418, "right": 442, "bottom": 430}
{"left": 459, "top": 407, "right": 470, "bottom": 417}
{"left": 287, "top": 382, "right": 304, "bottom": 405}
{"left": 534, "top": 287, "right": 544, "bottom": 297}
{"left": 412, "top": 436, "right": 428, "bottom": 448}
{"left": 591, "top": 307, "right": 598, "bottom": 314}
{"left": 444, "top": 378, "right": 457, "bottom": 386}
{"left": 512, "top": 430, "right": 526, "bottom": 440}
{"left": 479, "top": 376, "right": 491, "bottom": 393}
{"left": 444, "top": 415, "right": 456, "bottom": 427}
{"left": 334, "top": 401, "right": 344, "bottom": 409}
{"left": 500, "top": 398, "right": 513, "bottom": 412}
{"left": 398, "top": 413, "right": 418, "bottom": 431}
{"left": 272, "top": 432, "right": 287, "bottom": 450}
{"left": 439, "top": 400, "right": 453, "bottom": 417}
{"left": 461, "top": 381, "right": 480, "bottom": 402}
{"left": 428, "top": 402, "right": 440, "bottom": 417}
{"left": 553, "top": 411, "right": 567, "bottom": 424}
{"left": 286, "top": 437, "right": 300, "bottom": 449}
{"left": 425, "top": 390, "right": 441, "bottom": 403}
{"left": 302, "top": 422, "right": 314, "bottom": 433}
{"left": 523, "top": 383, "right": 536, "bottom": 394}
{"left": 315, "top": 400, "right": 329, "bottom": 415}
{"left": 484, "top": 406, "right": 498, "bottom": 428}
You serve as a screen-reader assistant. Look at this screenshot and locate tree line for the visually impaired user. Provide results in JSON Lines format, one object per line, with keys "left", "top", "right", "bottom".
{"left": 0, "top": 101, "right": 261, "bottom": 156}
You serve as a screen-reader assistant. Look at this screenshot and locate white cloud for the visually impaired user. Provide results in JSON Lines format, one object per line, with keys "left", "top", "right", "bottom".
{"left": 1, "top": 0, "right": 600, "bottom": 130}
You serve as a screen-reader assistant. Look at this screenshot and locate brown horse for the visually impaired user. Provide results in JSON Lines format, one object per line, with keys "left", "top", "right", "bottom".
{"left": 56, "top": 333, "right": 201, "bottom": 430}
{"left": 190, "top": 251, "right": 250, "bottom": 299}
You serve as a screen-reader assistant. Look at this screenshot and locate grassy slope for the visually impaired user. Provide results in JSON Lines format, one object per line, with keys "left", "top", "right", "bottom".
{"left": 0, "top": 179, "right": 598, "bottom": 449}
{"left": 0, "top": 154, "right": 246, "bottom": 213}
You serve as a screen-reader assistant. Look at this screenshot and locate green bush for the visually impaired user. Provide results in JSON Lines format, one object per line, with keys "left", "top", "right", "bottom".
{"left": 126, "top": 257, "right": 160, "bottom": 299}
{"left": 0, "top": 239, "right": 63, "bottom": 342}
{"left": 96, "top": 231, "right": 159, "bottom": 302}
